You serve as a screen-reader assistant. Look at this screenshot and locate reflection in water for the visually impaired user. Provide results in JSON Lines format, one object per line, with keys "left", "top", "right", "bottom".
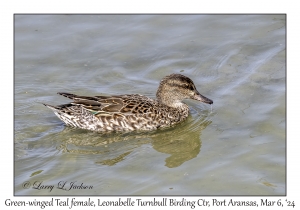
{"left": 57, "top": 114, "right": 212, "bottom": 168}
{"left": 97, "top": 151, "right": 132, "bottom": 166}
{"left": 152, "top": 120, "right": 211, "bottom": 168}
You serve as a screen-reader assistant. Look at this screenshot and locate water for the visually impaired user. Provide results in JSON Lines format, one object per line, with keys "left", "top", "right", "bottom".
{"left": 14, "top": 14, "right": 285, "bottom": 195}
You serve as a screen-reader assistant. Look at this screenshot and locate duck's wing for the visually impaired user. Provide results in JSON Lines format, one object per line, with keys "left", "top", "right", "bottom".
{"left": 57, "top": 92, "right": 154, "bottom": 116}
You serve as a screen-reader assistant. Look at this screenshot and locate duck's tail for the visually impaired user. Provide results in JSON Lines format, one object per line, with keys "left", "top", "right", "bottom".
{"left": 57, "top": 92, "right": 77, "bottom": 100}
{"left": 42, "top": 103, "right": 60, "bottom": 111}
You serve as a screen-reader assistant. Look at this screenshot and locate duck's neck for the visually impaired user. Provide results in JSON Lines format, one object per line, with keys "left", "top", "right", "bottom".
{"left": 156, "top": 86, "right": 188, "bottom": 110}
{"left": 156, "top": 96, "right": 188, "bottom": 110}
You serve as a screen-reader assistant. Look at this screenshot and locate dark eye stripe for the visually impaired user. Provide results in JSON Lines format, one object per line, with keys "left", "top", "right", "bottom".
{"left": 186, "top": 84, "right": 194, "bottom": 90}
{"left": 166, "top": 82, "right": 195, "bottom": 91}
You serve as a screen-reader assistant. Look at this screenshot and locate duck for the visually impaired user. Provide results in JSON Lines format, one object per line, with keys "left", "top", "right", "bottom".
{"left": 43, "top": 73, "right": 213, "bottom": 132}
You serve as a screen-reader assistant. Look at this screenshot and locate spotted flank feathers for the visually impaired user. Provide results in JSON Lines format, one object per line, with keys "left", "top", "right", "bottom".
{"left": 43, "top": 74, "right": 213, "bottom": 132}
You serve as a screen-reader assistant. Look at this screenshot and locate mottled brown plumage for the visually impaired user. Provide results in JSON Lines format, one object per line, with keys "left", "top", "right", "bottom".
{"left": 43, "top": 74, "right": 213, "bottom": 132}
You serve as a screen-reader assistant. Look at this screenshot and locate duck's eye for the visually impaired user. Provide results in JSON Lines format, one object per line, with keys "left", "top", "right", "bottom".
{"left": 186, "top": 85, "right": 194, "bottom": 91}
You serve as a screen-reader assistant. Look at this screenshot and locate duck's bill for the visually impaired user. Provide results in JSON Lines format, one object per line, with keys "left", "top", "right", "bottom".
{"left": 192, "top": 92, "right": 213, "bottom": 104}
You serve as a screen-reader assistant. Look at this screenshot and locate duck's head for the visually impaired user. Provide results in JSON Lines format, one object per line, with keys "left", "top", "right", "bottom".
{"left": 156, "top": 74, "right": 213, "bottom": 108}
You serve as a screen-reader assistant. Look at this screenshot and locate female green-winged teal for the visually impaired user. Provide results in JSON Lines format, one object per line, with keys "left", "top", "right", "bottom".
{"left": 44, "top": 74, "right": 213, "bottom": 132}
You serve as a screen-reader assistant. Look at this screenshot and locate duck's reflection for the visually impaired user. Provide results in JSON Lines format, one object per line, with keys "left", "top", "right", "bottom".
{"left": 58, "top": 117, "right": 212, "bottom": 168}
{"left": 151, "top": 119, "right": 211, "bottom": 167}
